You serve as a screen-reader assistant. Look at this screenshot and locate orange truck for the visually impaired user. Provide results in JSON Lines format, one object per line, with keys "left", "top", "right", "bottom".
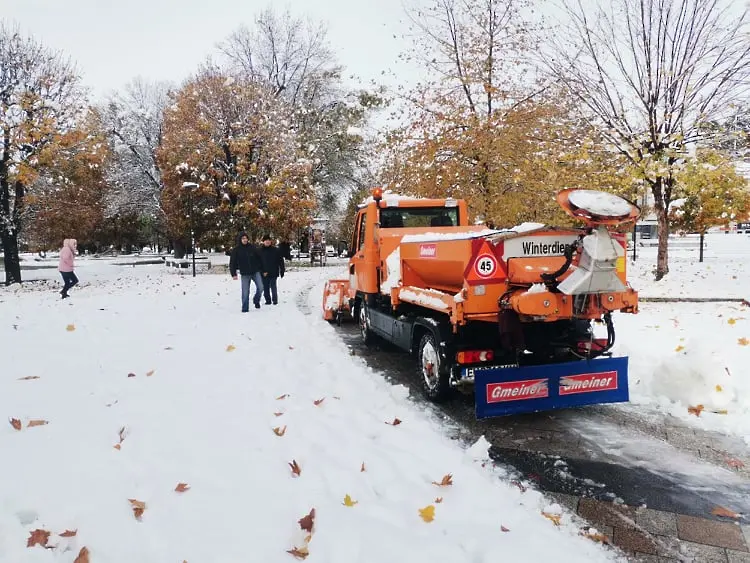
{"left": 322, "top": 188, "right": 640, "bottom": 418}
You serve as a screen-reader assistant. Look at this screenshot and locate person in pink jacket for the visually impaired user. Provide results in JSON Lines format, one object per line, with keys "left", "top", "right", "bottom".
{"left": 58, "top": 238, "right": 79, "bottom": 299}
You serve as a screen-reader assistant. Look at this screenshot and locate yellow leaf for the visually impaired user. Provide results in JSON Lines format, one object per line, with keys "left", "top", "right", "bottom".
{"left": 272, "top": 426, "right": 287, "bottom": 436}
{"left": 66, "top": 324, "right": 76, "bottom": 332}
{"left": 728, "top": 318, "right": 737, "bottom": 325}
{"left": 688, "top": 404, "right": 705, "bottom": 417}
{"left": 342, "top": 494, "right": 358, "bottom": 507}
{"left": 715, "top": 385, "right": 723, "bottom": 392}
{"left": 226, "top": 344, "right": 236, "bottom": 352}
{"left": 738, "top": 337, "right": 749, "bottom": 346}
{"left": 418, "top": 504, "right": 435, "bottom": 522}
{"left": 542, "top": 511, "right": 562, "bottom": 526}
{"left": 675, "top": 345, "right": 685, "bottom": 352}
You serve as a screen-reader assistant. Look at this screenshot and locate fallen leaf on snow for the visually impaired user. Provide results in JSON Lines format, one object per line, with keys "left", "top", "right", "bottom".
{"left": 725, "top": 457, "right": 746, "bottom": 469}
{"left": 226, "top": 344, "right": 236, "bottom": 352}
{"left": 738, "top": 337, "right": 749, "bottom": 346}
{"left": 716, "top": 385, "right": 723, "bottom": 392}
{"left": 274, "top": 412, "right": 284, "bottom": 417}
{"left": 385, "top": 418, "right": 402, "bottom": 426}
{"left": 289, "top": 460, "right": 301, "bottom": 477}
{"left": 74, "top": 547, "right": 90, "bottom": 563}
{"left": 9, "top": 418, "right": 22, "bottom": 431}
{"left": 501, "top": 525, "right": 510, "bottom": 532}
{"left": 128, "top": 498, "right": 146, "bottom": 520}
{"left": 127, "top": 373, "right": 136, "bottom": 378}
{"left": 114, "top": 444, "right": 121, "bottom": 450}
{"left": 333, "top": 396, "right": 341, "bottom": 400}
{"left": 66, "top": 324, "right": 76, "bottom": 332}
{"left": 542, "top": 512, "right": 562, "bottom": 526}
{"left": 675, "top": 345, "right": 685, "bottom": 352}
{"left": 728, "top": 318, "right": 737, "bottom": 325}
{"left": 175, "top": 483, "right": 190, "bottom": 492}
{"left": 17, "top": 376, "right": 40, "bottom": 380}
{"left": 27, "top": 529, "right": 51, "bottom": 547}
{"left": 511, "top": 480, "right": 527, "bottom": 492}
{"left": 432, "top": 474, "right": 453, "bottom": 486}
{"left": 287, "top": 546, "right": 309, "bottom": 559}
{"left": 688, "top": 404, "right": 704, "bottom": 417}
{"left": 59, "top": 529, "right": 77, "bottom": 537}
{"left": 276, "top": 394, "right": 289, "bottom": 400}
{"left": 298, "top": 508, "right": 315, "bottom": 533}
{"left": 27, "top": 419, "right": 48, "bottom": 427}
{"left": 342, "top": 494, "right": 358, "bottom": 507}
{"left": 418, "top": 505, "right": 435, "bottom": 522}
{"left": 146, "top": 370, "right": 155, "bottom": 377}
{"left": 582, "top": 529, "right": 609, "bottom": 543}
{"left": 434, "top": 497, "right": 443, "bottom": 503}
{"left": 313, "top": 398, "right": 325, "bottom": 406}
{"left": 273, "top": 426, "right": 287, "bottom": 436}
{"left": 360, "top": 462, "right": 366, "bottom": 472}
{"left": 711, "top": 506, "right": 740, "bottom": 519}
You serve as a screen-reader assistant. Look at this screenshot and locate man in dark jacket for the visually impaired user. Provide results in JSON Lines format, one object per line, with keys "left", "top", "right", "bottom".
{"left": 259, "top": 234, "right": 285, "bottom": 305}
{"left": 229, "top": 231, "right": 263, "bottom": 312}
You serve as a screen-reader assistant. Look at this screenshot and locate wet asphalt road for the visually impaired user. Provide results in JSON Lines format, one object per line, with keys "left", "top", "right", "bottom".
{"left": 297, "top": 278, "right": 750, "bottom": 524}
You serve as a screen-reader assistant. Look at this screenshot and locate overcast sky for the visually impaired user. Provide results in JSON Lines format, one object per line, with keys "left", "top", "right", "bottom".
{"left": 1, "top": 0, "right": 418, "bottom": 101}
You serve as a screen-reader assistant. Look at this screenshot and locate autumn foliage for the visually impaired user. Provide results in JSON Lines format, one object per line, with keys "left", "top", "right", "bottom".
{"left": 157, "top": 68, "right": 316, "bottom": 250}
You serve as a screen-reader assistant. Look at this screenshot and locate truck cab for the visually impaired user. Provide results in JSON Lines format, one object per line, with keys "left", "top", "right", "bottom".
{"left": 347, "top": 189, "right": 478, "bottom": 299}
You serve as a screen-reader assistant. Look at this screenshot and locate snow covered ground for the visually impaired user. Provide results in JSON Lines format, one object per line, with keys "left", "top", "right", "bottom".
{"left": 616, "top": 232, "right": 750, "bottom": 445}
{"left": 0, "top": 263, "right": 618, "bottom": 562}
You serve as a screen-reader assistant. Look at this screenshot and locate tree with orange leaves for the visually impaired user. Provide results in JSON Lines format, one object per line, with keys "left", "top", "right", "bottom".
{"left": 157, "top": 66, "right": 316, "bottom": 254}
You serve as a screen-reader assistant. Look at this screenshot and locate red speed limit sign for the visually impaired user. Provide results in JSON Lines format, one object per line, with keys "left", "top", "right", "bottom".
{"left": 474, "top": 254, "right": 497, "bottom": 278}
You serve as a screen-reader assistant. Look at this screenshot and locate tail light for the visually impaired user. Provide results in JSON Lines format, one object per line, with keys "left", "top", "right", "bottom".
{"left": 456, "top": 350, "right": 495, "bottom": 364}
{"left": 576, "top": 338, "right": 609, "bottom": 354}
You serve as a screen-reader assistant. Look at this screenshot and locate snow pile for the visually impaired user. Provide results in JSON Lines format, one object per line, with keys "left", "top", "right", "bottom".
{"left": 400, "top": 229, "right": 499, "bottom": 243}
{"left": 0, "top": 265, "right": 619, "bottom": 562}
{"left": 380, "top": 247, "right": 402, "bottom": 293}
{"left": 399, "top": 287, "right": 451, "bottom": 311}
{"left": 568, "top": 190, "right": 632, "bottom": 217}
{"left": 616, "top": 233, "right": 750, "bottom": 442}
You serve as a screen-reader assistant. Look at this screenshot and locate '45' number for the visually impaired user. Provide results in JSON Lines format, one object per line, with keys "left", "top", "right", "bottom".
{"left": 475, "top": 254, "right": 497, "bottom": 278}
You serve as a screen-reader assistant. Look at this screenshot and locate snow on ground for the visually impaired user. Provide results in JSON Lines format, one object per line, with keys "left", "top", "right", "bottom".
{"left": 0, "top": 263, "right": 618, "bottom": 562}
{"left": 627, "top": 232, "right": 750, "bottom": 300}
{"left": 615, "top": 232, "right": 750, "bottom": 444}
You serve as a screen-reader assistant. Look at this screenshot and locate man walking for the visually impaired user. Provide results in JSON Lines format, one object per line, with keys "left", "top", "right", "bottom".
{"left": 229, "top": 231, "right": 263, "bottom": 312}
{"left": 259, "top": 234, "right": 285, "bottom": 305}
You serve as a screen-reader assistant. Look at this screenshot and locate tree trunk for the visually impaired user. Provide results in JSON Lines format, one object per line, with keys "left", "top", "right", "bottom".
{"left": 649, "top": 177, "right": 671, "bottom": 281}
{"left": 699, "top": 232, "right": 705, "bottom": 263}
{"left": 1, "top": 230, "right": 22, "bottom": 285}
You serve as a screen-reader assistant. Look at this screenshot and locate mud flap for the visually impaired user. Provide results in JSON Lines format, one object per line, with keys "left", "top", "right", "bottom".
{"left": 473, "top": 356, "right": 629, "bottom": 418}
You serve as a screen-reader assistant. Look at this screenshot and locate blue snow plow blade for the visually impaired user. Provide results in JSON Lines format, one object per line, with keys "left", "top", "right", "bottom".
{"left": 473, "top": 356, "right": 629, "bottom": 419}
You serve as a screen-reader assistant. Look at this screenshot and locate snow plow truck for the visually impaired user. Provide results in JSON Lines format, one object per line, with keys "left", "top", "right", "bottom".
{"left": 322, "top": 188, "right": 640, "bottom": 418}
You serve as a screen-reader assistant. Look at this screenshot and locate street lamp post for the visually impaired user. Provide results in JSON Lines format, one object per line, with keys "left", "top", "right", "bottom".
{"left": 182, "top": 182, "right": 199, "bottom": 277}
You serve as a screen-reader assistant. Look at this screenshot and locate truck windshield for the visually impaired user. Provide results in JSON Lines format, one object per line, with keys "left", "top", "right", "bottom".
{"left": 379, "top": 207, "right": 458, "bottom": 228}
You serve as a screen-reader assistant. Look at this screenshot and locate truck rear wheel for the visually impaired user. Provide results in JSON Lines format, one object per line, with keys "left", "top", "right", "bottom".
{"left": 358, "top": 301, "right": 373, "bottom": 345}
{"left": 417, "top": 332, "right": 451, "bottom": 402}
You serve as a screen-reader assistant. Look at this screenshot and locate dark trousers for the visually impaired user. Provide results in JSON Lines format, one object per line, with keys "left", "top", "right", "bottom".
{"left": 262, "top": 275, "right": 278, "bottom": 304}
{"left": 60, "top": 271, "right": 78, "bottom": 296}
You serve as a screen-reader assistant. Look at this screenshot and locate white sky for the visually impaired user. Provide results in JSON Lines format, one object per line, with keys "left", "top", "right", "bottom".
{"left": 1, "top": 0, "right": 419, "bottom": 101}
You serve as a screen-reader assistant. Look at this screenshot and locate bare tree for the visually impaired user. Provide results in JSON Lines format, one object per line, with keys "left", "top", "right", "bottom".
{"left": 544, "top": 0, "right": 750, "bottom": 279}
{"left": 218, "top": 8, "right": 381, "bottom": 222}
{"left": 0, "top": 22, "right": 86, "bottom": 284}
{"left": 218, "top": 7, "right": 337, "bottom": 105}
{"left": 100, "top": 77, "right": 171, "bottom": 218}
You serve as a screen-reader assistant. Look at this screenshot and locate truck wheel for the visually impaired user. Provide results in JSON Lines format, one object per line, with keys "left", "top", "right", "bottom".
{"left": 417, "top": 332, "right": 451, "bottom": 402}
{"left": 358, "top": 302, "right": 373, "bottom": 345}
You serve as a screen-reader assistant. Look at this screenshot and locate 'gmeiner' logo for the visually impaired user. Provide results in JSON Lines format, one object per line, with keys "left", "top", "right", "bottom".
{"left": 521, "top": 240, "right": 573, "bottom": 256}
